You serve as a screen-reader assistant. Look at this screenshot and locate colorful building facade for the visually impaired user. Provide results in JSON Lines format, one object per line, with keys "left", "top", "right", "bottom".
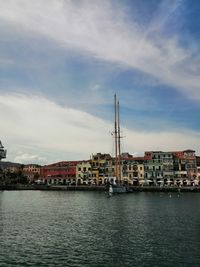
{"left": 76, "top": 161, "right": 92, "bottom": 185}
{"left": 40, "top": 161, "right": 82, "bottom": 185}
{"left": 38, "top": 149, "right": 200, "bottom": 186}
{"left": 144, "top": 150, "right": 198, "bottom": 186}
{"left": 90, "top": 153, "right": 114, "bottom": 185}
{"left": 23, "top": 164, "right": 41, "bottom": 182}
{"left": 122, "top": 157, "right": 145, "bottom": 185}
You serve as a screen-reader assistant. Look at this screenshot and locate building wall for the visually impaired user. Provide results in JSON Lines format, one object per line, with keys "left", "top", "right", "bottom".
{"left": 144, "top": 151, "right": 164, "bottom": 184}
{"left": 76, "top": 161, "right": 92, "bottom": 185}
{"left": 35, "top": 149, "right": 200, "bottom": 186}
{"left": 184, "top": 150, "right": 197, "bottom": 180}
{"left": 138, "top": 164, "right": 145, "bottom": 185}
{"left": 23, "top": 164, "right": 41, "bottom": 182}
{"left": 40, "top": 161, "right": 81, "bottom": 184}
{"left": 122, "top": 157, "right": 145, "bottom": 185}
{"left": 23, "top": 164, "right": 41, "bottom": 174}
{"left": 144, "top": 150, "right": 198, "bottom": 186}
{"left": 91, "top": 153, "right": 113, "bottom": 185}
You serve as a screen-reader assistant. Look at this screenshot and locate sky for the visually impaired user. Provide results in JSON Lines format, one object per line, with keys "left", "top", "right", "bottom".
{"left": 0, "top": 0, "right": 200, "bottom": 164}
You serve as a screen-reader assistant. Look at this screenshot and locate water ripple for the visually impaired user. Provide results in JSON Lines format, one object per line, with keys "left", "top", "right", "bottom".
{"left": 1, "top": 191, "right": 200, "bottom": 266}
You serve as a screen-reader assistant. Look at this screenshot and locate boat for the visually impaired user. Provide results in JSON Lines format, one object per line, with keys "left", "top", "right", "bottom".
{"left": 108, "top": 94, "right": 128, "bottom": 194}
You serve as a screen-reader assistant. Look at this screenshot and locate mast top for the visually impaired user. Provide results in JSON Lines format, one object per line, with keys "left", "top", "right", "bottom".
{"left": 113, "top": 94, "right": 122, "bottom": 184}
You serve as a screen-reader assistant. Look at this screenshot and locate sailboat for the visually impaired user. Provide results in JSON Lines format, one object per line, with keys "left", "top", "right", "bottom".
{"left": 108, "top": 94, "right": 128, "bottom": 194}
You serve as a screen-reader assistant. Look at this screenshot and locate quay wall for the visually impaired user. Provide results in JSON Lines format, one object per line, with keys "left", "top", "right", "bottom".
{"left": 1, "top": 184, "right": 200, "bottom": 192}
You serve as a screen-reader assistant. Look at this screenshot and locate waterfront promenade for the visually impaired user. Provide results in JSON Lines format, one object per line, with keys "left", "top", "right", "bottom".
{"left": 1, "top": 184, "right": 200, "bottom": 192}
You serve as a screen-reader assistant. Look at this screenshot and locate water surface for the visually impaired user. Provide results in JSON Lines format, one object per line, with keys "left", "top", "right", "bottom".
{"left": 0, "top": 191, "right": 200, "bottom": 266}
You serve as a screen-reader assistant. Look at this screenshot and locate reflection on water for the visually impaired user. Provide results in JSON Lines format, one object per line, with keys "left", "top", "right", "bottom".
{"left": 0, "top": 191, "right": 200, "bottom": 266}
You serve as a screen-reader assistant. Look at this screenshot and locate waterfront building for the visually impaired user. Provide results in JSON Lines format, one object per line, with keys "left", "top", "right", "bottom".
{"left": 144, "top": 149, "right": 198, "bottom": 186}
{"left": 90, "top": 153, "right": 113, "bottom": 185}
{"left": 173, "top": 150, "right": 197, "bottom": 186}
{"left": 40, "top": 161, "right": 82, "bottom": 185}
{"left": 173, "top": 151, "right": 188, "bottom": 185}
{"left": 184, "top": 149, "right": 197, "bottom": 182}
{"left": 137, "top": 162, "right": 145, "bottom": 185}
{"left": 196, "top": 156, "right": 200, "bottom": 183}
{"left": 162, "top": 152, "right": 174, "bottom": 185}
{"left": 23, "top": 164, "right": 41, "bottom": 183}
{"left": 121, "top": 152, "right": 133, "bottom": 159}
{"left": 76, "top": 161, "right": 92, "bottom": 185}
{"left": 144, "top": 151, "right": 164, "bottom": 185}
{"left": 121, "top": 156, "right": 145, "bottom": 185}
{"left": 90, "top": 152, "right": 145, "bottom": 186}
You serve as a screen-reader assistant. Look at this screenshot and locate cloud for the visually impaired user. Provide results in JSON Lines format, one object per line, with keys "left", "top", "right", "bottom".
{"left": 124, "top": 128, "right": 200, "bottom": 156}
{"left": 0, "top": 93, "right": 112, "bottom": 163}
{"left": 0, "top": 93, "right": 199, "bottom": 164}
{"left": 0, "top": 0, "right": 199, "bottom": 100}
{"left": 0, "top": 1, "right": 199, "bottom": 162}
{"left": 14, "top": 153, "right": 47, "bottom": 165}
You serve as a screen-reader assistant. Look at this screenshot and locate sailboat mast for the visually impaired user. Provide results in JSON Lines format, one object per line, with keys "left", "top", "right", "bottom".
{"left": 117, "top": 100, "right": 122, "bottom": 184}
{"left": 114, "top": 94, "right": 118, "bottom": 181}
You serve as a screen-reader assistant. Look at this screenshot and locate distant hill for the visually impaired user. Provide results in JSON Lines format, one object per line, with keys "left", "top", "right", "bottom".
{"left": 0, "top": 161, "right": 22, "bottom": 169}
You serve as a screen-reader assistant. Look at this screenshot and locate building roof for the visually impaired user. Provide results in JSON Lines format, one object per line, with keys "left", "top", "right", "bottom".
{"left": 43, "top": 160, "right": 83, "bottom": 168}
{"left": 122, "top": 156, "right": 145, "bottom": 161}
{"left": 183, "top": 149, "right": 195, "bottom": 153}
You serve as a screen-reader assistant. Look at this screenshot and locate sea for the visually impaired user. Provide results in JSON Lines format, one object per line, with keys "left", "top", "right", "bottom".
{"left": 0, "top": 190, "right": 200, "bottom": 267}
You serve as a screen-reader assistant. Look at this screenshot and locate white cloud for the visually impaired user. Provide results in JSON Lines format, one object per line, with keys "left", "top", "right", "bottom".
{"left": 0, "top": 93, "right": 199, "bottom": 164}
{"left": 14, "top": 153, "right": 46, "bottom": 164}
{"left": 0, "top": 0, "right": 199, "bottom": 100}
{"left": 124, "top": 129, "right": 200, "bottom": 156}
{"left": 0, "top": 93, "right": 112, "bottom": 163}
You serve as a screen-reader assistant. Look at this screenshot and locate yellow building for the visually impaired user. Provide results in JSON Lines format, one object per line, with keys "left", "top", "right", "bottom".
{"left": 90, "top": 153, "right": 113, "bottom": 185}
{"left": 122, "top": 157, "right": 145, "bottom": 185}
{"left": 76, "top": 161, "right": 92, "bottom": 185}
